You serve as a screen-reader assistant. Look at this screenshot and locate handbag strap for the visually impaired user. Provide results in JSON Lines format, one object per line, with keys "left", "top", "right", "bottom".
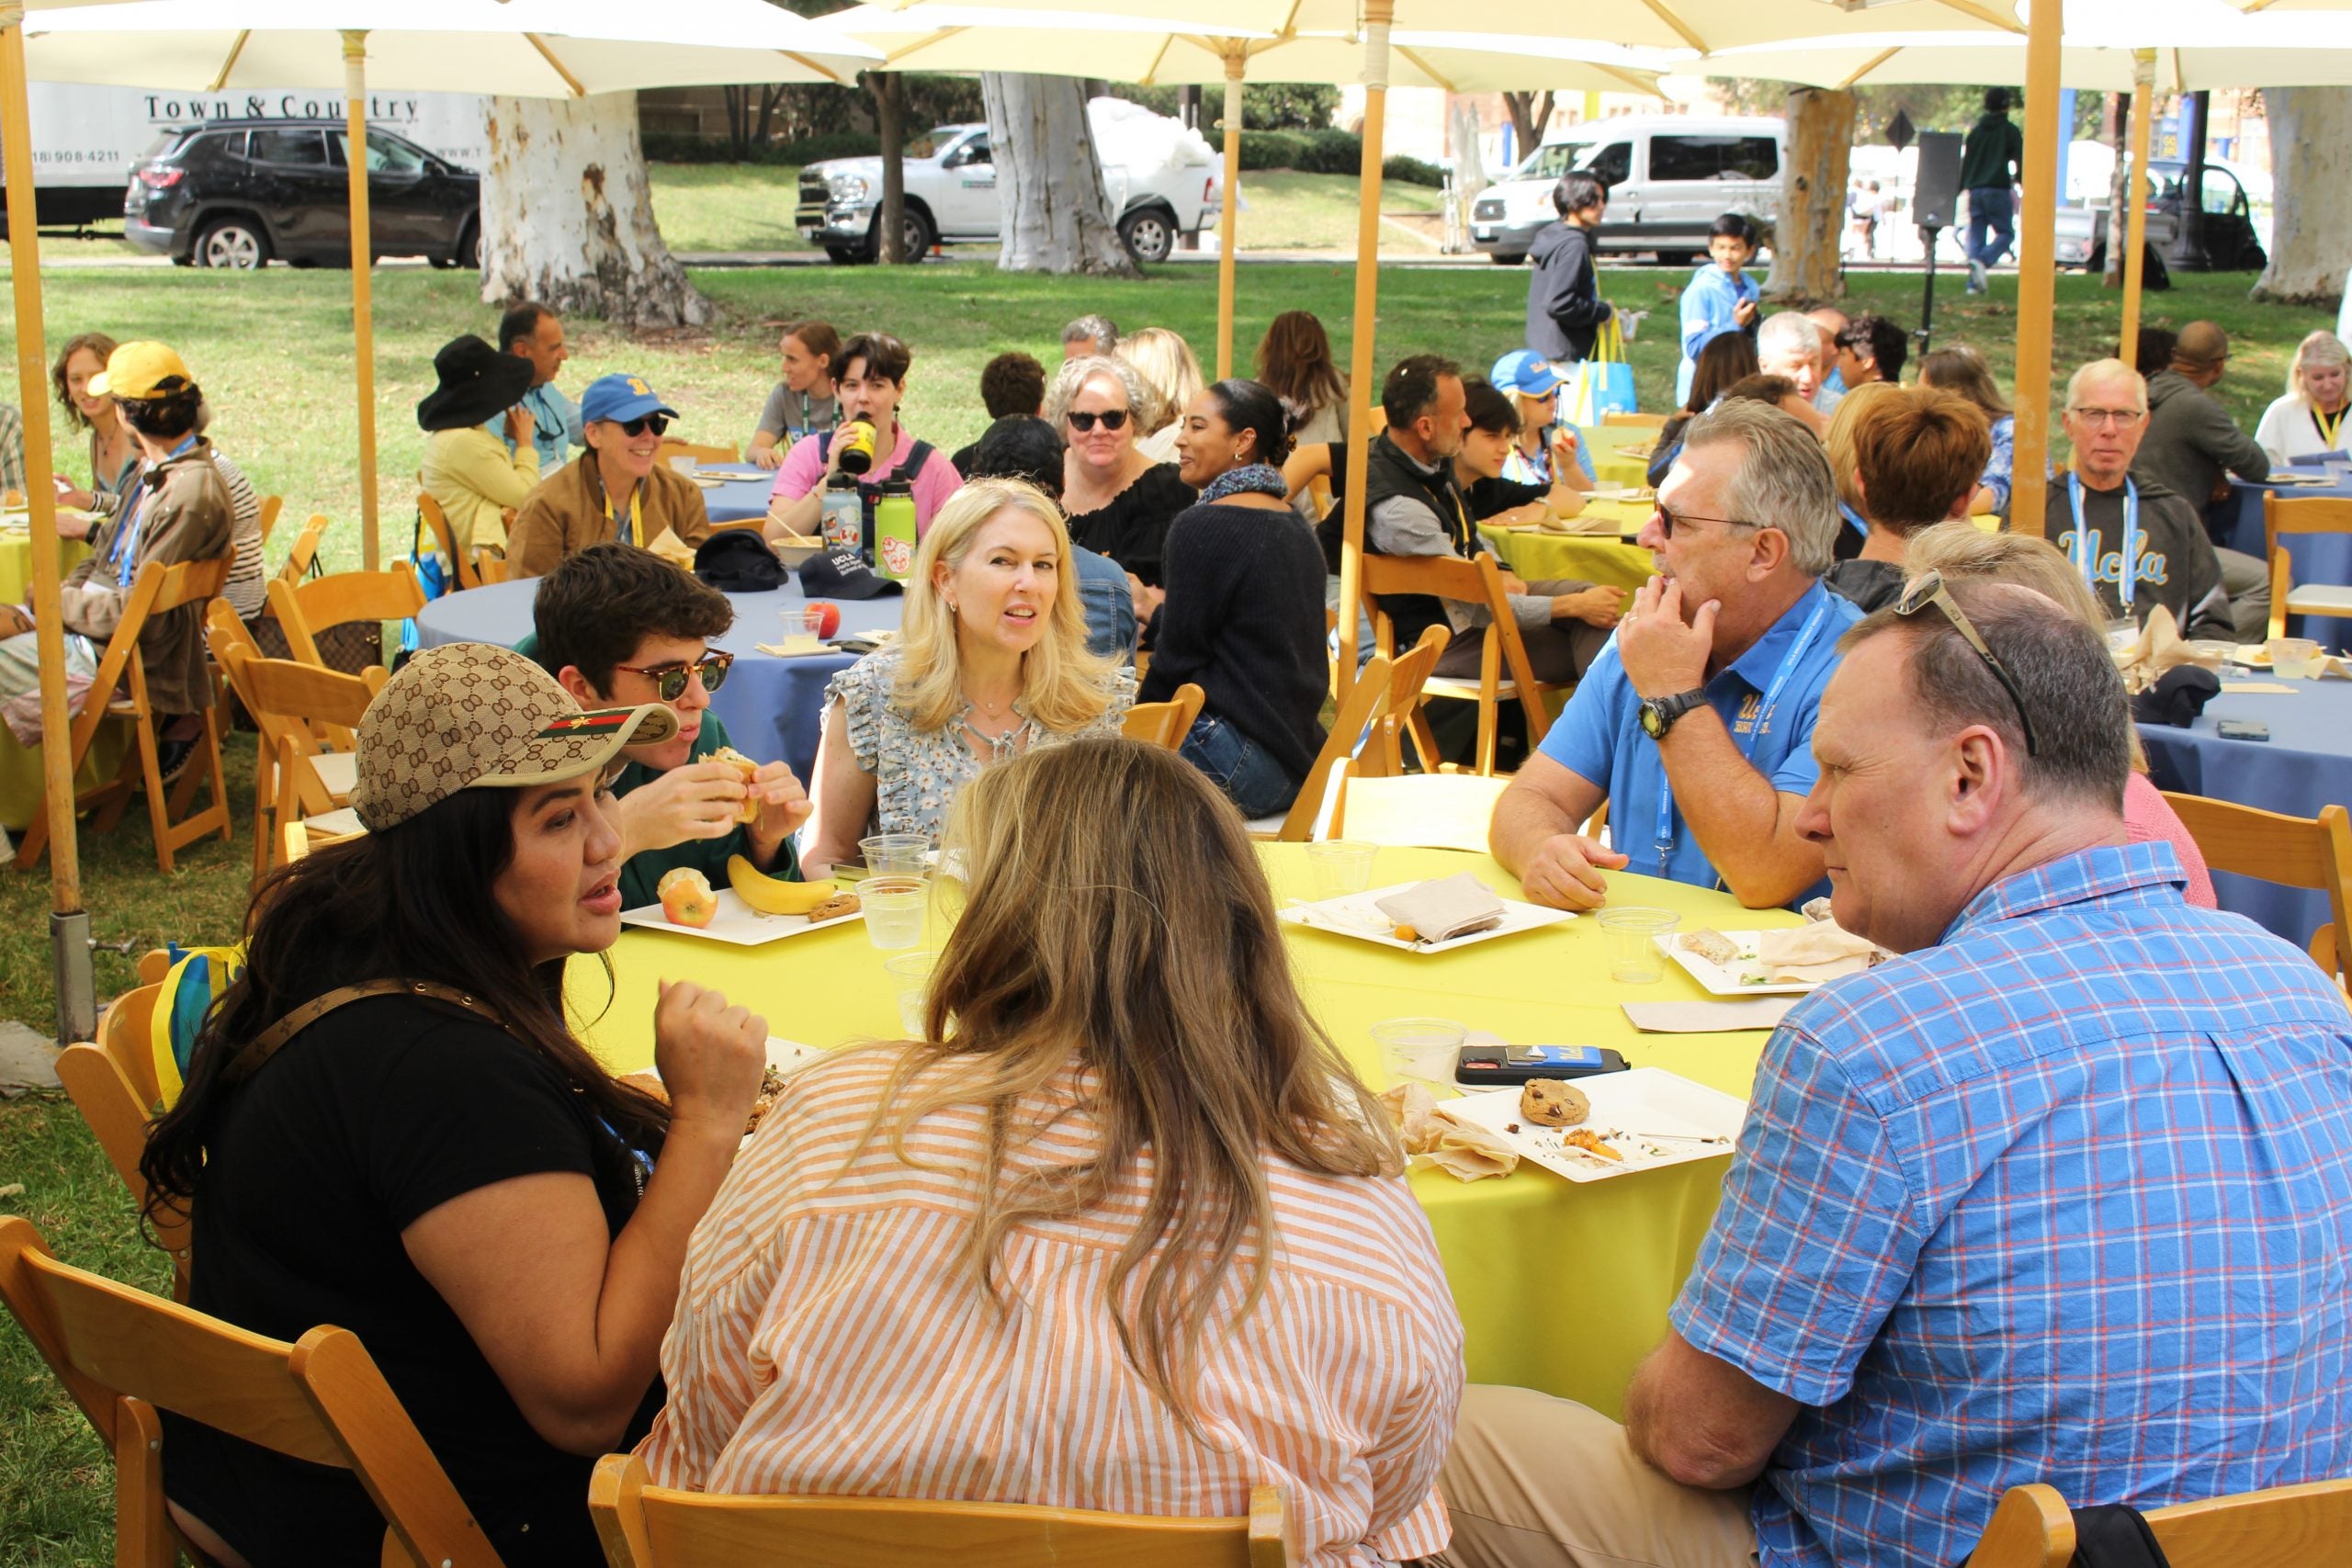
{"left": 220, "top": 979, "right": 504, "bottom": 1087}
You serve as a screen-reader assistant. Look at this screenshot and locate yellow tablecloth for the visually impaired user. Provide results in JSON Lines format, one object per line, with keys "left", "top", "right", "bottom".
{"left": 0, "top": 719, "right": 132, "bottom": 831}
{"left": 0, "top": 526, "right": 92, "bottom": 605}
{"left": 1578, "top": 427, "right": 1656, "bottom": 491}
{"left": 566, "top": 844, "right": 1802, "bottom": 1417}
{"left": 1479, "top": 498, "right": 1655, "bottom": 591}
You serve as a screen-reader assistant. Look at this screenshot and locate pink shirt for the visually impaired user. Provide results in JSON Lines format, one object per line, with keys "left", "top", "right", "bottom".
{"left": 2125, "top": 772, "right": 2218, "bottom": 908}
{"left": 768, "top": 422, "right": 962, "bottom": 531}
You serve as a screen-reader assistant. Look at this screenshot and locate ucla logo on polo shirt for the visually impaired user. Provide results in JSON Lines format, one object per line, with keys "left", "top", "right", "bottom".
{"left": 1734, "top": 693, "right": 1761, "bottom": 736}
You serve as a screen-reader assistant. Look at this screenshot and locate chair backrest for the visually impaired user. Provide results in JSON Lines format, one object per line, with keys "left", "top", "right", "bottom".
{"left": 0, "top": 1215, "right": 503, "bottom": 1568}
{"left": 1356, "top": 625, "right": 1450, "bottom": 778}
{"left": 2263, "top": 491, "right": 2352, "bottom": 553}
{"left": 413, "top": 492, "right": 482, "bottom": 592}
{"left": 589, "top": 1452, "right": 1294, "bottom": 1568}
{"left": 657, "top": 438, "right": 737, "bottom": 466}
{"left": 1360, "top": 550, "right": 1553, "bottom": 748}
{"left": 1963, "top": 1477, "right": 2352, "bottom": 1568}
{"left": 229, "top": 647, "right": 384, "bottom": 817}
{"left": 475, "top": 549, "right": 511, "bottom": 586}
{"left": 255, "top": 493, "right": 284, "bottom": 545}
{"left": 96, "top": 979, "right": 165, "bottom": 1108}
{"left": 84, "top": 558, "right": 230, "bottom": 723}
{"left": 51, "top": 1044, "right": 190, "bottom": 1299}
{"left": 1122, "top": 682, "right": 1205, "bottom": 750}
{"left": 1270, "top": 652, "right": 1397, "bottom": 841}
{"left": 275, "top": 513, "right": 331, "bottom": 584}
{"left": 266, "top": 563, "right": 424, "bottom": 670}
{"left": 2162, "top": 794, "right": 2352, "bottom": 983}
{"left": 1337, "top": 773, "right": 1511, "bottom": 852}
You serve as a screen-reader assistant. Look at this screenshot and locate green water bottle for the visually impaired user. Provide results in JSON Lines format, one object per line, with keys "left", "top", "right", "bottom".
{"left": 874, "top": 479, "right": 917, "bottom": 581}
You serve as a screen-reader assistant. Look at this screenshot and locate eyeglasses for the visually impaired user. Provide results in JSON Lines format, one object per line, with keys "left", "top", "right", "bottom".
{"left": 613, "top": 650, "right": 733, "bottom": 703}
{"left": 614, "top": 413, "right": 672, "bottom": 437}
{"left": 2065, "top": 407, "right": 2143, "bottom": 428}
{"left": 1893, "top": 570, "right": 2041, "bottom": 756}
{"left": 1652, "top": 502, "right": 1762, "bottom": 539}
{"left": 1065, "top": 408, "right": 1130, "bottom": 433}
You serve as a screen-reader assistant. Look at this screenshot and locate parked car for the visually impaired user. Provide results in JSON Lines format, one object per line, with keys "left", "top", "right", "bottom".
{"left": 1469, "top": 115, "right": 1785, "bottom": 265}
{"left": 123, "top": 118, "right": 481, "bottom": 270}
{"left": 797, "top": 103, "right": 1221, "bottom": 265}
{"left": 2052, "top": 159, "right": 2267, "bottom": 274}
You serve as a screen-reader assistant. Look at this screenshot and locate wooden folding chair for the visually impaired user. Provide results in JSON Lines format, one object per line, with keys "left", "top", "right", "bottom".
{"left": 52, "top": 1041, "right": 190, "bottom": 1300}
{"left": 657, "top": 438, "right": 738, "bottom": 467}
{"left": 590, "top": 1451, "right": 1294, "bottom": 1568}
{"left": 414, "top": 492, "right": 484, "bottom": 592}
{"left": 2261, "top": 491, "right": 2352, "bottom": 640}
{"left": 15, "top": 558, "right": 232, "bottom": 874}
{"left": 1249, "top": 651, "right": 1396, "bottom": 843}
{"left": 255, "top": 493, "right": 284, "bottom": 545}
{"left": 476, "top": 549, "right": 511, "bottom": 586}
{"left": 266, "top": 561, "right": 424, "bottom": 671}
{"left": 2162, "top": 794, "right": 2352, "bottom": 988}
{"left": 274, "top": 513, "right": 331, "bottom": 584}
{"left": 210, "top": 604, "right": 383, "bottom": 877}
{"left": 1352, "top": 625, "right": 1450, "bottom": 779}
{"left": 1601, "top": 411, "right": 1668, "bottom": 430}
{"left": 1122, "top": 682, "right": 1204, "bottom": 750}
{"left": 0, "top": 1216, "right": 503, "bottom": 1568}
{"left": 1333, "top": 773, "right": 1510, "bottom": 852}
{"left": 1963, "top": 1476, "right": 2352, "bottom": 1568}
{"left": 1361, "top": 549, "right": 1570, "bottom": 776}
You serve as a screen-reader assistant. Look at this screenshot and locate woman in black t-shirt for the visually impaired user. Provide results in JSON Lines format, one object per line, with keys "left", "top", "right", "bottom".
{"left": 141, "top": 643, "right": 770, "bottom": 1568}
{"left": 1052, "top": 354, "right": 1196, "bottom": 615}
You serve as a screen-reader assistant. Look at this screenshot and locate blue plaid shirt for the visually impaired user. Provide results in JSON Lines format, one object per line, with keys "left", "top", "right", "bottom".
{"left": 1674, "top": 843, "right": 2352, "bottom": 1568}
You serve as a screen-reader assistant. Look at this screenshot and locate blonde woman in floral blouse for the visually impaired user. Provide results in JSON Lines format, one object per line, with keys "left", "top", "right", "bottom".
{"left": 806, "top": 477, "right": 1134, "bottom": 869}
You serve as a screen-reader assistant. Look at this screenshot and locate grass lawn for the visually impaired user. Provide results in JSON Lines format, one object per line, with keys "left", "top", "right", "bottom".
{"left": 0, "top": 204, "right": 2335, "bottom": 1562}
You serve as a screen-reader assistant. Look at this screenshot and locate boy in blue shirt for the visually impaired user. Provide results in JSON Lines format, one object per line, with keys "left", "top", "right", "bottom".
{"left": 1677, "top": 214, "right": 1761, "bottom": 406}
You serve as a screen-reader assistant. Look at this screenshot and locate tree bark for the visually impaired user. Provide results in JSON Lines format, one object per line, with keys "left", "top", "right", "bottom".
{"left": 1762, "top": 86, "right": 1855, "bottom": 305}
{"left": 1502, "top": 90, "right": 1555, "bottom": 159}
{"left": 2255, "top": 87, "right": 2352, "bottom": 308}
{"left": 865, "top": 72, "right": 910, "bottom": 265}
{"left": 480, "top": 93, "right": 709, "bottom": 330}
{"left": 2104, "top": 90, "right": 2131, "bottom": 288}
{"left": 982, "top": 72, "right": 1139, "bottom": 276}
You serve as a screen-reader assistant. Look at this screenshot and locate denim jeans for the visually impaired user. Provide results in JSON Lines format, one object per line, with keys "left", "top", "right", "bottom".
{"left": 1180, "top": 714, "right": 1301, "bottom": 820}
{"left": 1964, "top": 186, "right": 2015, "bottom": 269}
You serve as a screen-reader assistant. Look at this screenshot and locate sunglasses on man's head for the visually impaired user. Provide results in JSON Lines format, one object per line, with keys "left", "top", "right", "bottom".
{"left": 1066, "top": 409, "right": 1130, "bottom": 433}
{"left": 614, "top": 650, "right": 733, "bottom": 703}
{"left": 615, "top": 413, "right": 672, "bottom": 438}
{"left": 1892, "top": 570, "right": 2041, "bottom": 756}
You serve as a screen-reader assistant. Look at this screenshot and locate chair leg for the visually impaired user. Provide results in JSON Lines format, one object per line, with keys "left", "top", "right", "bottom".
{"left": 1408, "top": 709, "right": 1443, "bottom": 774}
{"left": 138, "top": 716, "right": 176, "bottom": 875}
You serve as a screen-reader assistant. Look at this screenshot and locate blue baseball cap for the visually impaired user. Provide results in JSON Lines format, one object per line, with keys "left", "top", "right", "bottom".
{"left": 579, "top": 372, "right": 679, "bottom": 426}
{"left": 1489, "top": 350, "right": 1569, "bottom": 398}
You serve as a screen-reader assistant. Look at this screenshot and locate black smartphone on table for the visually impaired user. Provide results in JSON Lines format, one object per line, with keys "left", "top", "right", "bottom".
{"left": 1455, "top": 1044, "right": 1629, "bottom": 1087}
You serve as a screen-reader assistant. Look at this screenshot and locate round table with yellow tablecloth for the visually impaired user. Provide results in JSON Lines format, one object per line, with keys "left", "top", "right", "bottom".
{"left": 564, "top": 842, "right": 1802, "bottom": 1417}
{"left": 1577, "top": 426, "right": 1657, "bottom": 491}
{"left": 1478, "top": 497, "right": 1656, "bottom": 592}
{"left": 0, "top": 525, "right": 92, "bottom": 606}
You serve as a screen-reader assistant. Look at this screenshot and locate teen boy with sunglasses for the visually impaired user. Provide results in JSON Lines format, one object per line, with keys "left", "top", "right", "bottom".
{"left": 509, "top": 373, "right": 715, "bottom": 578}
{"left": 533, "top": 544, "right": 809, "bottom": 907}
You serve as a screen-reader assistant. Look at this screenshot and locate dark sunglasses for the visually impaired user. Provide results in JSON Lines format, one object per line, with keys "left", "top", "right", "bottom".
{"left": 614, "top": 650, "right": 733, "bottom": 703}
{"left": 1893, "top": 570, "right": 2041, "bottom": 757}
{"left": 1066, "top": 408, "right": 1130, "bottom": 433}
{"left": 615, "top": 413, "right": 672, "bottom": 437}
{"left": 1652, "top": 501, "right": 1761, "bottom": 539}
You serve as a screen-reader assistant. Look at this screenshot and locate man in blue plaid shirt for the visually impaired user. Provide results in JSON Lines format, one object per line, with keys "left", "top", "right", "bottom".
{"left": 1435, "top": 577, "right": 2352, "bottom": 1568}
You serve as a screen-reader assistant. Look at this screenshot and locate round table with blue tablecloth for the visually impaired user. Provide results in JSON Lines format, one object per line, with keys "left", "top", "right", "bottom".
{"left": 2137, "top": 674, "right": 2352, "bottom": 949}
{"left": 413, "top": 578, "right": 901, "bottom": 784}
{"left": 693, "top": 463, "right": 779, "bottom": 525}
{"left": 2223, "top": 460, "right": 2352, "bottom": 650}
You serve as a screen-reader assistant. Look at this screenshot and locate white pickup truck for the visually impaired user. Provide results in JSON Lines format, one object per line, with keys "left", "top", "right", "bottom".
{"left": 796, "top": 100, "right": 1221, "bottom": 265}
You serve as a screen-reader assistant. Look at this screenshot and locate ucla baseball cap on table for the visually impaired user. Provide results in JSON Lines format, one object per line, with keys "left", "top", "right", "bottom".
{"left": 88, "top": 341, "right": 195, "bottom": 400}
{"left": 579, "top": 373, "right": 680, "bottom": 427}
{"left": 352, "top": 643, "right": 678, "bottom": 831}
{"left": 1489, "top": 350, "right": 1570, "bottom": 399}
{"left": 798, "top": 546, "right": 900, "bottom": 601}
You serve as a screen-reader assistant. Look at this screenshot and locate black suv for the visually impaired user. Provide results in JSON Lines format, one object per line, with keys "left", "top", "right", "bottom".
{"left": 124, "top": 118, "right": 481, "bottom": 270}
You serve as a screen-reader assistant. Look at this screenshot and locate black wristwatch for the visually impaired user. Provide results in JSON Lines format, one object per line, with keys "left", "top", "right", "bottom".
{"left": 1639, "top": 688, "right": 1708, "bottom": 740}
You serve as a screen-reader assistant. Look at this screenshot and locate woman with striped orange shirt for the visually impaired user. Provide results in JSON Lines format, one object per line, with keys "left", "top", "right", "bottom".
{"left": 643, "top": 738, "right": 1464, "bottom": 1563}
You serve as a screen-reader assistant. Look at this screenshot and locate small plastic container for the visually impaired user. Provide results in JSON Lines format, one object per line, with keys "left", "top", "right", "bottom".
{"left": 1596, "top": 906, "right": 1681, "bottom": 984}
{"left": 860, "top": 874, "right": 928, "bottom": 950}
{"left": 885, "top": 950, "right": 936, "bottom": 1037}
{"left": 1369, "top": 1017, "right": 1467, "bottom": 1082}
{"left": 859, "top": 833, "right": 932, "bottom": 875}
{"left": 2267, "top": 636, "right": 2322, "bottom": 680}
{"left": 1306, "top": 840, "right": 1377, "bottom": 900}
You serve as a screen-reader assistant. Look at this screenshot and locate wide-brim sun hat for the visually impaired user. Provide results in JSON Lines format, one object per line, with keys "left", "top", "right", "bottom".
{"left": 417, "top": 334, "right": 537, "bottom": 433}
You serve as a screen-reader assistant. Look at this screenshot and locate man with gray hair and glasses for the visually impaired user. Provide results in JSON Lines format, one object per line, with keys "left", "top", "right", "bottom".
{"left": 1439, "top": 575, "right": 2352, "bottom": 1568}
{"left": 1492, "top": 400, "right": 1860, "bottom": 911}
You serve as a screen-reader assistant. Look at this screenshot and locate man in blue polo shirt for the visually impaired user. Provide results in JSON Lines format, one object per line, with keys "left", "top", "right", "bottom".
{"left": 1490, "top": 399, "right": 1858, "bottom": 911}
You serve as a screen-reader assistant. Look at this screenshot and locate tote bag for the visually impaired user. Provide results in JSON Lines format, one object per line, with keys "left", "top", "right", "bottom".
{"left": 1565, "top": 316, "right": 1640, "bottom": 422}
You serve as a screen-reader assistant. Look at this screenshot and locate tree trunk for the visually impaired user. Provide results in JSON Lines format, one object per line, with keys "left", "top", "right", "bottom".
{"left": 1762, "top": 86, "right": 1855, "bottom": 305}
{"left": 983, "top": 73, "right": 1138, "bottom": 276}
{"left": 2255, "top": 87, "right": 2352, "bottom": 308}
{"left": 865, "top": 72, "right": 909, "bottom": 265}
{"left": 2103, "top": 90, "right": 2131, "bottom": 288}
{"left": 480, "top": 93, "right": 709, "bottom": 330}
{"left": 1502, "top": 90, "right": 1554, "bottom": 159}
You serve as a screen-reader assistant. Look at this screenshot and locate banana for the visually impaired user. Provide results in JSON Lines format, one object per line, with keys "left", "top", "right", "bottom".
{"left": 727, "top": 856, "right": 838, "bottom": 917}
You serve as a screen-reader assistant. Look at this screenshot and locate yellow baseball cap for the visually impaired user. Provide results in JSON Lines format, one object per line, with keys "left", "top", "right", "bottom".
{"left": 87, "top": 341, "right": 194, "bottom": 400}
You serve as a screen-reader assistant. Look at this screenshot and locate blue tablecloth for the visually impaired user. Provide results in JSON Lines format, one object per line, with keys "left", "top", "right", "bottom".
{"left": 2138, "top": 675, "right": 2352, "bottom": 949}
{"left": 697, "top": 463, "right": 775, "bottom": 525}
{"left": 2222, "top": 460, "right": 2352, "bottom": 650}
{"left": 413, "top": 579, "right": 902, "bottom": 784}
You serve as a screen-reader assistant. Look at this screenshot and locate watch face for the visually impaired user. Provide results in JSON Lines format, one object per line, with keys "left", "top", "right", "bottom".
{"left": 1640, "top": 700, "right": 1666, "bottom": 739}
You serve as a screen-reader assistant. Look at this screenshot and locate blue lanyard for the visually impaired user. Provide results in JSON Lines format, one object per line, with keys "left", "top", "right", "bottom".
{"left": 1650, "top": 600, "right": 1831, "bottom": 876}
{"left": 2067, "top": 473, "right": 2140, "bottom": 610}
{"left": 1839, "top": 501, "right": 1869, "bottom": 539}
{"left": 112, "top": 435, "right": 198, "bottom": 590}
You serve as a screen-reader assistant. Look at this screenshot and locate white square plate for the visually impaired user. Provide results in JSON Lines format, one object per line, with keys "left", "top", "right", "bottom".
{"left": 1656, "top": 929, "right": 1859, "bottom": 997}
{"left": 1444, "top": 1068, "right": 1746, "bottom": 1183}
{"left": 620, "top": 888, "right": 863, "bottom": 946}
{"left": 1280, "top": 883, "right": 1573, "bottom": 953}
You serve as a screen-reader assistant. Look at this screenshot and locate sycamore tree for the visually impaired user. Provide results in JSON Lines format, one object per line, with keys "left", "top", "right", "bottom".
{"left": 2254, "top": 87, "right": 2352, "bottom": 309}
{"left": 982, "top": 73, "right": 1138, "bottom": 276}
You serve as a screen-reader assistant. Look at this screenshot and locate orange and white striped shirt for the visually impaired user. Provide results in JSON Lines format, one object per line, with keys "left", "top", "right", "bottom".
{"left": 641, "top": 1048, "right": 1464, "bottom": 1565}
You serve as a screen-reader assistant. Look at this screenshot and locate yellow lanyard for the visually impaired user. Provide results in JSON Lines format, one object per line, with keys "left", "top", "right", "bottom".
{"left": 2317, "top": 404, "right": 2347, "bottom": 451}
{"left": 601, "top": 481, "right": 643, "bottom": 547}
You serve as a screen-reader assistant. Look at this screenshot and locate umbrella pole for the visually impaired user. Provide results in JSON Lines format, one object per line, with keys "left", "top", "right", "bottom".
{"left": 2007, "top": 0, "right": 2063, "bottom": 539}
{"left": 2119, "top": 51, "right": 2154, "bottom": 355}
{"left": 1215, "top": 49, "right": 1244, "bottom": 381}
{"left": 343, "top": 30, "right": 379, "bottom": 573}
{"left": 1334, "top": 0, "right": 1393, "bottom": 708}
{"left": 0, "top": 6, "right": 94, "bottom": 1044}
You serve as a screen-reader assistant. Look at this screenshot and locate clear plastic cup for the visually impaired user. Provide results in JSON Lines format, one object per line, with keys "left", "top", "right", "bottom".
{"left": 860, "top": 874, "right": 928, "bottom": 950}
{"left": 1369, "top": 1017, "right": 1467, "bottom": 1082}
{"left": 1306, "top": 840, "right": 1377, "bottom": 900}
{"left": 1596, "top": 906, "right": 1681, "bottom": 984}
{"left": 884, "top": 950, "right": 935, "bottom": 1037}
{"left": 859, "top": 833, "right": 932, "bottom": 875}
{"left": 2267, "top": 636, "right": 2322, "bottom": 679}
